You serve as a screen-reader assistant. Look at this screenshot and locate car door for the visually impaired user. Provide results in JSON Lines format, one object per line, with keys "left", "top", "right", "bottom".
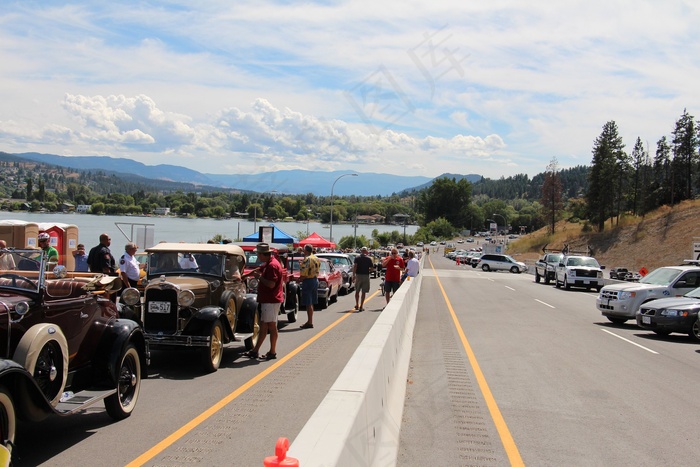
{"left": 673, "top": 271, "right": 700, "bottom": 296}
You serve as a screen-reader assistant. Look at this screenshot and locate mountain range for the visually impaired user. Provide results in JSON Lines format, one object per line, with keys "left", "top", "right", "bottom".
{"left": 12, "top": 152, "right": 483, "bottom": 196}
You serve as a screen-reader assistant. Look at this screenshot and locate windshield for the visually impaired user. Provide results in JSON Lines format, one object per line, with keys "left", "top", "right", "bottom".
{"left": 640, "top": 267, "right": 682, "bottom": 286}
{"left": 566, "top": 257, "right": 600, "bottom": 268}
{"left": 0, "top": 249, "right": 46, "bottom": 294}
{"left": 148, "top": 252, "right": 223, "bottom": 275}
{"left": 686, "top": 287, "right": 700, "bottom": 299}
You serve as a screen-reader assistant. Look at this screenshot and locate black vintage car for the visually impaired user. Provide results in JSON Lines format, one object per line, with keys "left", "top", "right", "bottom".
{"left": 0, "top": 248, "right": 148, "bottom": 456}
{"left": 120, "top": 243, "right": 259, "bottom": 373}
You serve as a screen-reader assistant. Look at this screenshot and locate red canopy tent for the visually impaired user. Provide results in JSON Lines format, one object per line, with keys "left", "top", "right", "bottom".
{"left": 296, "top": 232, "right": 336, "bottom": 249}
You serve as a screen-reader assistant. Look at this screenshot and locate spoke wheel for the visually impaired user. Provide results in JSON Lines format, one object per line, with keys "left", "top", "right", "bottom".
{"left": 105, "top": 344, "right": 141, "bottom": 420}
{"left": 0, "top": 387, "right": 16, "bottom": 453}
{"left": 244, "top": 310, "right": 260, "bottom": 350}
{"left": 202, "top": 320, "right": 224, "bottom": 372}
{"left": 34, "top": 341, "right": 65, "bottom": 404}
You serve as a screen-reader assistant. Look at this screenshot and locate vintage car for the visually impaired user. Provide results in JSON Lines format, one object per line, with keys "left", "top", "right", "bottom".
{"left": 120, "top": 243, "right": 258, "bottom": 373}
{"left": 0, "top": 248, "right": 148, "bottom": 453}
{"left": 316, "top": 253, "right": 355, "bottom": 294}
{"left": 286, "top": 256, "right": 342, "bottom": 309}
{"left": 233, "top": 242, "right": 299, "bottom": 323}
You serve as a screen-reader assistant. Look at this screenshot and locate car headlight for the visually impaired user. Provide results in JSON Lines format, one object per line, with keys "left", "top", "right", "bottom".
{"left": 247, "top": 277, "right": 259, "bottom": 292}
{"left": 178, "top": 289, "right": 196, "bottom": 307}
{"left": 15, "top": 301, "right": 29, "bottom": 316}
{"left": 619, "top": 291, "right": 636, "bottom": 300}
{"left": 121, "top": 287, "right": 141, "bottom": 306}
{"left": 342, "top": 271, "right": 348, "bottom": 279}
{"left": 660, "top": 309, "right": 688, "bottom": 317}
{"left": 597, "top": 271, "right": 603, "bottom": 278}
{"left": 546, "top": 265, "right": 554, "bottom": 272}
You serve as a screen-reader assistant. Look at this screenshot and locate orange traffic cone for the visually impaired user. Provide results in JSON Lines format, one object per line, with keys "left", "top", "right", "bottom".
{"left": 264, "top": 438, "right": 299, "bottom": 467}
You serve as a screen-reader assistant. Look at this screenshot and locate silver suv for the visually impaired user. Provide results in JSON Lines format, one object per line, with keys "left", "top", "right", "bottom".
{"left": 476, "top": 254, "right": 527, "bottom": 273}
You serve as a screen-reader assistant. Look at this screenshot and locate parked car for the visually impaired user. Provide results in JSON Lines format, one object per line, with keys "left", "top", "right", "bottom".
{"left": 597, "top": 264, "right": 700, "bottom": 324}
{"left": 534, "top": 252, "right": 564, "bottom": 284}
{"left": 286, "top": 257, "right": 342, "bottom": 309}
{"left": 316, "top": 253, "right": 354, "bottom": 294}
{"left": 554, "top": 255, "right": 604, "bottom": 291}
{"left": 0, "top": 249, "right": 148, "bottom": 452}
{"left": 476, "top": 254, "right": 527, "bottom": 273}
{"left": 234, "top": 242, "right": 299, "bottom": 323}
{"left": 636, "top": 286, "right": 700, "bottom": 340}
{"left": 121, "top": 243, "right": 258, "bottom": 373}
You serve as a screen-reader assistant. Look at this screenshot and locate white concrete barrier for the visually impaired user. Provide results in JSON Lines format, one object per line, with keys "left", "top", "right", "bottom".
{"left": 289, "top": 265, "right": 423, "bottom": 467}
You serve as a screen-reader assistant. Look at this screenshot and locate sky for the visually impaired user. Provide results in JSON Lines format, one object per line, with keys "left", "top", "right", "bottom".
{"left": 1, "top": 1, "right": 699, "bottom": 180}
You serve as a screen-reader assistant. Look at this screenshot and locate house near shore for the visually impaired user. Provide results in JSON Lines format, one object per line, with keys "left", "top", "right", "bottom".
{"left": 356, "top": 214, "right": 385, "bottom": 224}
{"left": 153, "top": 207, "right": 170, "bottom": 216}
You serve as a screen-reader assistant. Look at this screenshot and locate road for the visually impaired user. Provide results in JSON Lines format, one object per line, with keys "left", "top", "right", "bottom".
{"left": 400, "top": 251, "right": 700, "bottom": 466}
{"left": 13, "top": 285, "right": 388, "bottom": 466}
{"left": 12, "top": 249, "right": 700, "bottom": 466}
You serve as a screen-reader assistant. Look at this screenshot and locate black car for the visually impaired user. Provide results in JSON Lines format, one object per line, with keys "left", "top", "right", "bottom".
{"left": 636, "top": 287, "right": 700, "bottom": 340}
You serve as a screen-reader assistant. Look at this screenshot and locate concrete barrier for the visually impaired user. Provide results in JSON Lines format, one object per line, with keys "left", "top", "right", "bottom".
{"left": 289, "top": 264, "right": 423, "bottom": 467}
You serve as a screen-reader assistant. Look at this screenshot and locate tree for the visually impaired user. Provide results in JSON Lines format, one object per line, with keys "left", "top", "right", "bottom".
{"left": 25, "top": 178, "right": 33, "bottom": 201}
{"left": 421, "top": 177, "right": 472, "bottom": 227}
{"left": 671, "top": 109, "right": 699, "bottom": 202}
{"left": 587, "top": 121, "right": 625, "bottom": 231}
{"left": 540, "top": 157, "right": 563, "bottom": 234}
{"left": 629, "top": 137, "right": 647, "bottom": 215}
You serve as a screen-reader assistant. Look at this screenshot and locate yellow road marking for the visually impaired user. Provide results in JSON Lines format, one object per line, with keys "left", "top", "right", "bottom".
{"left": 427, "top": 256, "right": 525, "bottom": 466}
{"left": 127, "top": 290, "right": 380, "bottom": 467}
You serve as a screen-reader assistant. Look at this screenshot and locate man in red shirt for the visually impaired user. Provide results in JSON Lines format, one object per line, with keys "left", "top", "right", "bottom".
{"left": 382, "top": 248, "right": 405, "bottom": 305}
{"left": 245, "top": 243, "right": 284, "bottom": 360}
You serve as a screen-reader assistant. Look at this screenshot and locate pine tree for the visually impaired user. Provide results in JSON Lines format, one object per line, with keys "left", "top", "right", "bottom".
{"left": 587, "top": 121, "right": 625, "bottom": 231}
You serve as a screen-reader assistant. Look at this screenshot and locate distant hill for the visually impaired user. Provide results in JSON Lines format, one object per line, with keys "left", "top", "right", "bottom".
{"left": 403, "top": 173, "right": 483, "bottom": 193}
{"left": 14, "top": 152, "right": 442, "bottom": 196}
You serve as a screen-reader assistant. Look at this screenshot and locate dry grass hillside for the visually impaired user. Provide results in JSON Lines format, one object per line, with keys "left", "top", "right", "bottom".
{"left": 507, "top": 199, "right": 700, "bottom": 272}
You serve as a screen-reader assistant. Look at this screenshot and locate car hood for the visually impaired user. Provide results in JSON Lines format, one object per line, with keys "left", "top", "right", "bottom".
{"left": 602, "top": 283, "right": 662, "bottom": 293}
{"left": 641, "top": 296, "right": 700, "bottom": 310}
{"left": 147, "top": 276, "right": 212, "bottom": 291}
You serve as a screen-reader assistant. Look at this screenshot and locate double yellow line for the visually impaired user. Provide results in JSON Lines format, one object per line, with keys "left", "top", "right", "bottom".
{"left": 427, "top": 255, "right": 525, "bottom": 466}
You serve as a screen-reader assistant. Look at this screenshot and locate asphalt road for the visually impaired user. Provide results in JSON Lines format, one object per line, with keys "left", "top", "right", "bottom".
{"left": 399, "top": 251, "right": 700, "bottom": 466}
{"left": 13, "top": 283, "right": 387, "bottom": 466}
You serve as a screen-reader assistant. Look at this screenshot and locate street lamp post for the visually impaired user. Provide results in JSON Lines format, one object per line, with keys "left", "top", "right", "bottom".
{"left": 329, "top": 173, "right": 358, "bottom": 245}
{"left": 493, "top": 213, "right": 507, "bottom": 242}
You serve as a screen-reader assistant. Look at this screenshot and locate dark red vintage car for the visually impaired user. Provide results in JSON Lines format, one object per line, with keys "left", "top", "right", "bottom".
{"left": 287, "top": 256, "right": 342, "bottom": 309}
{"left": 234, "top": 242, "right": 300, "bottom": 323}
{"left": 0, "top": 248, "right": 148, "bottom": 456}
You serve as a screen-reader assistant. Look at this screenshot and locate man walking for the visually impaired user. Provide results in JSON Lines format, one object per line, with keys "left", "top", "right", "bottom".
{"left": 382, "top": 247, "right": 405, "bottom": 305}
{"left": 299, "top": 244, "right": 320, "bottom": 329}
{"left": 246, "top": 243, "right": 284, "bottom": 360}
{"left": 352, "top": 246, "right": 374, "bottom": 311}
{"left": 88, "top": 233, "right": 116, "bottom": 275}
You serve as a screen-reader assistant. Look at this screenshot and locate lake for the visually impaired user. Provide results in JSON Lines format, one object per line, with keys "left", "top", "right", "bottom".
{"left": 0, "top": 212, "right": 418, "bottom": 248}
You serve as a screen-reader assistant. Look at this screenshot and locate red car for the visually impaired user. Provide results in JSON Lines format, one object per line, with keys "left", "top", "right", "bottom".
{"left": 234, "top": 242, "right": 300, "bottom": 322}
{"left": 287, "top": 256, "right": 342, "bottom": 309}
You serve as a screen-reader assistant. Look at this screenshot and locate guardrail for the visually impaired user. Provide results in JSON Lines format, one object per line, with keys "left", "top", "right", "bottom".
{"left": 289, "top": 259, "right": 423, "bottom": 466}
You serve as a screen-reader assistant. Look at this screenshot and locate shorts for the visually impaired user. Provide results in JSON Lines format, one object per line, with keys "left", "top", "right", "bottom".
{"left": 385, "top": 281, "right": 400, "bottom": 294}
{"left": 301, "top": 278, "right": 318, "bottom": 306}
{"left": 260, "top": 302, "right": 279, "bottom": 323}
{"left": 355, "top": 274, "right": 370, "bottom": 293}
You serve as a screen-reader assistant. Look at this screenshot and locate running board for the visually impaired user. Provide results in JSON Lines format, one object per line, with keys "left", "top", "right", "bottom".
{"left": 54, "top": 389, "right": 117, "bottom": 415}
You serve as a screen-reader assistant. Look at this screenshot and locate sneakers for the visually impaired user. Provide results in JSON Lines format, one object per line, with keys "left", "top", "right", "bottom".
{"left": 300, "top": 323, "right": 314, "bottom": 329}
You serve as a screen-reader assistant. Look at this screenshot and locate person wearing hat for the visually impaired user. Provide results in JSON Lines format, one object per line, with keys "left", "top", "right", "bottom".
{"left": 37, "top": 232, "right": 59, "bottom": 264}
{"left": 119, "top": 242, "right": 141, "bottom": 288}
{"left": 245, "top": 243, "right": 284, "bottom": 360}
{"left": 0, "top": 240, "right": 16, "bottom": 270}
{"left": 299, "top": 244, "right": 320, "bottom": 329}
{"left": 352, "top": 246, "right": 374, "bottom": 311}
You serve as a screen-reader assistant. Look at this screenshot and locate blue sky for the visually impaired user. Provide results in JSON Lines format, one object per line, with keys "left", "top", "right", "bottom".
{"left": 1, "top": 1, "right": 699, "bottom": 179}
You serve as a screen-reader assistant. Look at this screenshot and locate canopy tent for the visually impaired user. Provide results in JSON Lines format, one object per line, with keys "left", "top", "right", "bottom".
{"left": 295, "top": 232, "right": 335, "bottom": 249}
{"left": 242, "top": 223, "right": 298, "bottom": 244}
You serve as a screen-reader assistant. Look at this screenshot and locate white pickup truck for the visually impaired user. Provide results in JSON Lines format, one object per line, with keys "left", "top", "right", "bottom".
{"left": 596, "top": 264, "right": 700, "bottom": 324}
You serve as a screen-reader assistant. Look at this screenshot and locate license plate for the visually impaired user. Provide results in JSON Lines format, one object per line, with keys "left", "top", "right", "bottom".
{"left": 642, "top": 316, "right": 651, "bottom": 324}
{"left": 148, "top": 301, "right": 171, "bottom": 314}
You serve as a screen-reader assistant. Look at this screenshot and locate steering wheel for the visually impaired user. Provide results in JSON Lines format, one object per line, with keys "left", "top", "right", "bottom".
{"left": 0, "top": 273, "right": 38, "bottom": 289}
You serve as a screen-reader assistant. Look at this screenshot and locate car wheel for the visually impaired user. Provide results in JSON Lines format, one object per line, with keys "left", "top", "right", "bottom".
{"left": 564, "top": 275, "right": 571, "bottom": 290}
{"left": 223, "top": 295, "right": 238, "bottom": 335}
{"left": 482, "top": 264, "right": 490, "bottom": 272}
{"left": 318, "top": 294, "right": 328, "bottom": 310}
{"left": 13, "top": 324, "right": 69, "bottom": 406}
{"left": 535, "top": 271, "right": 541, "bottom": 283}
{"left": 596, "top": 286, "right": 602, "bottom": 292}
{"left": 244, "top": 311, "right": 260, "bottom": 351}
{"left": 0, "top": 387, "right": 15, "bottom": 453}
{"left": 201, "top": 320, "right": 224, "bottom": 373}
{"left": 544, "top": 274, "right": 551, "bottom": 285}
{"left": 690, "top": 319, "right": 700, "bottom": 342}
{"left": 510, "top": 266, "right": 519, "bottom": 274}
{"left": 105, "top": 343, "right": 141, "bottom": 420}
{"left": 607, "top": 317, "right": 627, "bottom": 325}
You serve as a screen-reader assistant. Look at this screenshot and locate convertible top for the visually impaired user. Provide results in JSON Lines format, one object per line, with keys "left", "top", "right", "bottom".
{"left": 146, "top": 243, "right": 245, "bottom": 256}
